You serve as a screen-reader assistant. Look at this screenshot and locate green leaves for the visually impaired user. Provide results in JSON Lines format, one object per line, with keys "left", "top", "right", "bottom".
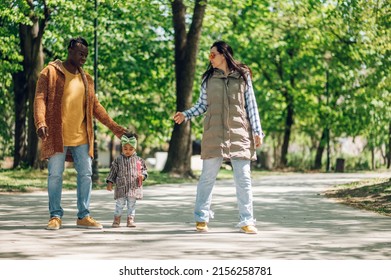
{"left": 0, "top": 0, "right": 389, "bottom": 168}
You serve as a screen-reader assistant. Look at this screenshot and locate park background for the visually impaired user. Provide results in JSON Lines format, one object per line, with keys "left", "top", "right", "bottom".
{"left": 0, "top": 0, "right": 390, "bottom": 180}
{"left": 1, "top": 2, "right": 391, "bottom": 273}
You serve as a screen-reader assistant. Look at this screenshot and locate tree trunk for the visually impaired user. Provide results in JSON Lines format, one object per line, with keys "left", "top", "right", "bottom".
{"left": 26, "top": 33, "right": 44, "bottom": 168}
{"left": 314, "top": 128, "right": 327, "bottom": 170}
{"left": 12, "top": 72, "right": 28, "bottom": 168}
{"left": 163, "top": 0, "right": 207, "bottom": 177}
{"left": 109, "top": 135, "right": 115, "bottom": 167}
{"left": 13, "top": 0, "right": 49, "bottom": 168}
{"left": 388, "top": 122, "right": 391, "bottom": 169}
{"left": 92, "top": 0, "right": 100, "bottom": 182}
{"left": 280, "top": 91, "right": 294, "bottom": 167}
{"left": 275, "top": 48, "right": 296, "bottom": 168}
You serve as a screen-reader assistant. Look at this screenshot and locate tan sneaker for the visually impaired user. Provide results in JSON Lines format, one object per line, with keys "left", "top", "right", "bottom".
{"left": 240, "top": 225, "right": 258, "bottom": 234}
{"left": 46, "top": 217, "right": 62, "bottom": 230}
{"left": 196, "top": 222, "right": 209, "bottom": 232}
{"left": 77, "top": 216, "right": 103, "bottom": 229}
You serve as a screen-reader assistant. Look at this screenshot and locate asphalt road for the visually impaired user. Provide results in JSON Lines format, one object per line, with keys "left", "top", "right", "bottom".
{"left": 0, "top": 171, "right": 390, "bottom": 260}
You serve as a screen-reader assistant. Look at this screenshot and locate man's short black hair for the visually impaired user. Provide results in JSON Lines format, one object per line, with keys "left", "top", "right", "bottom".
{"left": 68, "top": 36, "right": 88, "bottom": 49}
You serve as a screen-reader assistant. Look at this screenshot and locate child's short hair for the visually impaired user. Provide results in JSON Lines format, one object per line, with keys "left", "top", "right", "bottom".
{"left": 123, "top": 131, "right": 138, "bottom": 140}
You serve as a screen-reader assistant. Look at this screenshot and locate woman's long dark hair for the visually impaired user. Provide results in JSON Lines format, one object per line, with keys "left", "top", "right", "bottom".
{"left": 202, "top": 40, "right": 252, "bottom": 86}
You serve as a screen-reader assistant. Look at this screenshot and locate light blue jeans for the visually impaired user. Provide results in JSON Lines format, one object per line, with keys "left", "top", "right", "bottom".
{"left": 47, "top": 144, "right": 92, "bottom": 219}
{"left": 194, "top": 157, "right": 256, "bottom": 227}
{"left": 114, "top": 197, "right": 136, "bottom": 218}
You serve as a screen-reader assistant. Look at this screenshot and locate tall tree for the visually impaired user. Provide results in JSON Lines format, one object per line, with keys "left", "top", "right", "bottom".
{"left": 94, "top": 1, "right": 176, "bottom": 154}
{"left": 12, "top": 0, "right": 50, "bottom": 168}
{"left": 388, "top": 122, "right": 391, "bottom": 169}
{"left": 230, "top": 0, "right": 321, "bottom": 168}
{"left": 319, "top": 0, "right": 391, "bottom": 170}
{"left": 1, "top": 0, "right": 389, "bottom": 172}
{"left": 163, "top": 0, "right": 207, "bottom": 177}
{"left": 0, "top": 2, "right": 24, "bottom": 160}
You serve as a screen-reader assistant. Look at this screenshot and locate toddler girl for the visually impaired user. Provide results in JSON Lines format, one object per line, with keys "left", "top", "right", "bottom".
{"left": 106, "top": 132, "right": 148, "bottom": 227}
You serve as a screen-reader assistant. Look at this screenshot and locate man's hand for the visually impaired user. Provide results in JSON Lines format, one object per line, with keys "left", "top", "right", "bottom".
{"left": 37, "top": 127, "right": 49, "bottom": 141}
{"left": 106, "top": 183, "right": 113, "bottom": 191}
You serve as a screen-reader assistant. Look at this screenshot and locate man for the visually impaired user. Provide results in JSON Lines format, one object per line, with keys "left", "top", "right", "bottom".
{"left": 34, "top": 36, "right": 126, "bottom": 230}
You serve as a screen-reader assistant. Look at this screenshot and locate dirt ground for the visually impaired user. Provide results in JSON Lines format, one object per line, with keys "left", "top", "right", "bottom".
{"left": 324, "top": 177, "right": 391, "bottom": 217}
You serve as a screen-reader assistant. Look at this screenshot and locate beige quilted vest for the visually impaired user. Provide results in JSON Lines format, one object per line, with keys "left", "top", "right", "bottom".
{"left": 201, "top": 69, "right": 256, "bottom": 161}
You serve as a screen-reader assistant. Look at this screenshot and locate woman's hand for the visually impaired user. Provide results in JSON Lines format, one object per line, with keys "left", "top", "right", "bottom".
{"left": 255, "top": 135, "right": 263, "bottom": 148}
{"left": 173, "top": 112, "right": 185, "bottom": 124}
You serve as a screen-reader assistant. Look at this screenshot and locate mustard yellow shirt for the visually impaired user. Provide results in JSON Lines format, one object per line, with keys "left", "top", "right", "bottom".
{"left": 61, "top": 64, "right": 88, "bottom": 146}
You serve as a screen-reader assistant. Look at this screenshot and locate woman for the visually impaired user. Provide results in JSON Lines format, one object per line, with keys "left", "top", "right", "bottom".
{"left": 173, "top": 40, "right": 264, "bottom": 234}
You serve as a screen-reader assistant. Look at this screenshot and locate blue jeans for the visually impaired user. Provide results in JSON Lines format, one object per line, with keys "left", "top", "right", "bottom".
{"left": 47, "top": 144, "right": 92, "bottom": 219}
{"left": 114, "top": 197, "right": 136, "bottom": 217}
{"left": 194, "top": 157, "right": 256, "bottom": 227}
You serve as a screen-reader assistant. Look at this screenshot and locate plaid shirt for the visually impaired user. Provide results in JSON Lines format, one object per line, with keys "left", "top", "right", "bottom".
{"left": 183, "top": 73, "right": 264, "bottom": 137}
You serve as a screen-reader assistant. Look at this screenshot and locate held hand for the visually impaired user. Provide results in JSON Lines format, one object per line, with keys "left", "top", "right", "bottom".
{"left": 138, "top": 174, "right": 144, "bottom": 187}
{"left": 173, "top": 112, "right": 185, "bottom": 124}
{"left": 255, "top": 135, "right": 263, "bottom": 148}
{"left": 106, "top": 184, "right": 113, "bottom": 191}
{"left": 37, "top": 127, "right": 49, "bottom": 141}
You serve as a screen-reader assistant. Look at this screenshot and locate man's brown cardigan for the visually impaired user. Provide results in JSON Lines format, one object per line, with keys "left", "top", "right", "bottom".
{"left": 34, "top": 59, "right": 126, "bottom": 161}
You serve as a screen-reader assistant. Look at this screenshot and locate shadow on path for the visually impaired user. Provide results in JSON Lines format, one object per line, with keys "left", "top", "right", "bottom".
{"left": 0, "top": 172, "right": 390, "bottom": 260}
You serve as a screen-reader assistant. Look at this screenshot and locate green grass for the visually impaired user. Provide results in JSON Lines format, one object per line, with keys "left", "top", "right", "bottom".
{"left": 0, "top": 167, "right": 265, "bottom": 193}
{"left": 0, "top": 168, "right": 77, "bottom": 192}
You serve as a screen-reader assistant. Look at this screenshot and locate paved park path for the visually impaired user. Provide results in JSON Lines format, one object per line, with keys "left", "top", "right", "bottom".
{"left": 0, "top": 172, "right": 390, "bottom": 260}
